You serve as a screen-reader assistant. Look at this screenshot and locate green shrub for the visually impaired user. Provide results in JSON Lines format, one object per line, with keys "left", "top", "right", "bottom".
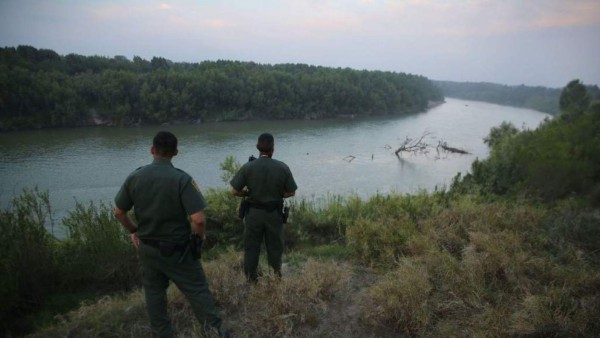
{"left": 203, "top": 188, "right": 245, "bottom": 248}
{"left": 541, "top": 201, "right": 600, "bottom": 265}
{"left": 289, "top": 195, "right": 351, "bottom": 244}
{"left": 58, "top": 201, "right": 139, "bottom": 291}
{"left": 0, "top": 188, "right": 57, "bottom": 333}
{"left": 346, "top": 215, "right": 418, "bottom": 266}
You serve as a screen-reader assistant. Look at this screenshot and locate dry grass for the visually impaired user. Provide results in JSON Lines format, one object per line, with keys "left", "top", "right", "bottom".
{"left": 358, "top": 198, "right": 600, "bottom": 337}
{"left": 206, "top": 255, "right": 353, "bottom": 337}
{"left": 362, "top": 259, "right": 432, "bottom": 335}
{"left": 28, "top": 254, "right": 354, "bottom": 338}
{"left": 26, "top": 291, "right": 151, "bottom": 338}
{"left": 346, "top": 215, "right": 418, "bottom": 267}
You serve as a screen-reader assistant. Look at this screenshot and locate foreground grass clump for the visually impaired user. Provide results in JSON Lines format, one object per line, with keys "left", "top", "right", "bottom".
{"left": 204, "top": 250, "right": 352, "bottom": 337}
{"left": 27, "top": 256, "right": 353, "bottom": 338}
{"left": 362, "top": 259, "right": 432, "bottom": 335}
{"left": 358, "top": 197, "right": 600, "bottom": 337}
{"left": 26, "top": 291, "right": 151, "bottom": 338}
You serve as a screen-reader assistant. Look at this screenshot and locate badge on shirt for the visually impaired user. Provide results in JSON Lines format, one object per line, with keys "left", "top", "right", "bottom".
{"left": 191, "top": 179, "right": 201, "bottom": 193}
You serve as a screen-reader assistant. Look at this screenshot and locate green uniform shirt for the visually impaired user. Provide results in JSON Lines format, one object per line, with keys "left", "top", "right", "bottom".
{"left": 230, "top": 157, "right": 297, "bottom": 203}
{"left": 115, "top": 158, "right": 206, "bottom": 243}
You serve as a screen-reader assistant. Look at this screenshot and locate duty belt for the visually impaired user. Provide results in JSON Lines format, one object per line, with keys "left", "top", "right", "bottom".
{"left": 140, "top": 238, "right": 188, "bottom": 251}
{"left": 248, "top": 201, "right": 282, "bottom": 212}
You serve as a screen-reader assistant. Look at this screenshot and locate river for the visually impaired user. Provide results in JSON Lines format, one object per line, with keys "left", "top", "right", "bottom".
{"left": 0, "top": 98, "right": 549, "bottom": 228}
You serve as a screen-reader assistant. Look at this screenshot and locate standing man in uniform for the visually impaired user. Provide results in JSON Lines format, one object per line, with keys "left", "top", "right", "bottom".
{"left": 114, "top": 131, "right": 228, "bottom": 338}
{"left": 230, "top": 132, "right": 298, "bottom": 282}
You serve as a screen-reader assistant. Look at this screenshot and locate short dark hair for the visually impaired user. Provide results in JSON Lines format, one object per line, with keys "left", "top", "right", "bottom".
{"left": 153, "top": 131, "right": 178, "bottom": 157}
{"left": 256, "top": 132, "right": 274, "bottom": 152}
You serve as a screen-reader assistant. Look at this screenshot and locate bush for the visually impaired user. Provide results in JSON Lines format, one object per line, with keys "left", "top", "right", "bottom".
{"left": 58, "top": 201, "right": 139, "bottom": 291}
{"left": 203, "top": 188, "right": 245, "bottom": 248}
{"left": 289, "top": 192, "right": 448, "bottom": 247}
{"left": 0, "top": 188, "right": 56, "bottom": 333}
{"left": 346, "top": 215, "right": 418, "bottom": 266}
{"left": 288, "top": 195, "right": 352, "bottom": 244}
{"left": 541, "top": 201, "right": 600, "bottom": 265}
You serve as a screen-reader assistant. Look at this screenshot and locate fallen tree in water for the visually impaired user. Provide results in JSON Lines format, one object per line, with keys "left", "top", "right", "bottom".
{"left": 436, "top": 140, "right": 470, "bottom": 155}
{"left": 394, "top": 132, "right": 470, "bottom": 158}
{"left": 394, "top": 132, "right": 432, "bottom": 158}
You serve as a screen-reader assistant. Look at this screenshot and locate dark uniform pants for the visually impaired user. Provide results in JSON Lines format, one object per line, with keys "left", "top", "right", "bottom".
{"left": 243, "top": 207, "right": 284, "bottom": 281}
{"left": 139, "top": 242, "right": 222, "bottom": 338}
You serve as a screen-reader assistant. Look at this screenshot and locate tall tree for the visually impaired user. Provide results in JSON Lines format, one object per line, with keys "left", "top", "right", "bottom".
{"left": 559, "top": 79, "right": 590, "bottom": 117}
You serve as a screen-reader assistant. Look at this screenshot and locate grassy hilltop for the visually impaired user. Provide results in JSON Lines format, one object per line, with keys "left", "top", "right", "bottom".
{"left": 2, "top": 80, "right": 600, "bottom": 337}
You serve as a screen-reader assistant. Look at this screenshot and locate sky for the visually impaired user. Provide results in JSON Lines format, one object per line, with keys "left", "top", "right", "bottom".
{"left": 1, "top": 0, "right": 599, "bottom": 88}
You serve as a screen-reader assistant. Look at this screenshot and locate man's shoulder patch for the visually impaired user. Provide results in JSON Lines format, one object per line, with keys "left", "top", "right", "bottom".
{"left": 191, "top": 179, "right": 201, "bottom": 193}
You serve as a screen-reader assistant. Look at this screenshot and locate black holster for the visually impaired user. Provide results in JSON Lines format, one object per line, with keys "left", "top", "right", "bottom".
{"left": 189, "top": 234, "right": 203, "bottom": 259}
{"left": 239, "top": 199, "right": 249, "bottom": 219}
{"left": 282, "top": 205, "right": 290, "bottom": 224}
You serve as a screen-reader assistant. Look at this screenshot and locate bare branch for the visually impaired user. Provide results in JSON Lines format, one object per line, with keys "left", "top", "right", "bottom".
{"left": 436, "top": 140, "right": 470, "bottom": 155}
{"left": 394, "top": 132, "right": 432, "bottom": 158}
{"left": 393, "top": 132, "right": 470, "bottom": 159}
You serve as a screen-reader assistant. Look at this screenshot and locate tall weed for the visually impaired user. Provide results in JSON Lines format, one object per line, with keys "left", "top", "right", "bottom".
{"left": 203, "top": 188, "right": 245, "bottom": 247}
{"left": 58, "top": 201, "right": 139, "bottom": 290}
{"left": 0, "top": 188, "right": 56, "bottom": 333}
{"left": 289, "top": 194, "right": 351, "bottom": 244}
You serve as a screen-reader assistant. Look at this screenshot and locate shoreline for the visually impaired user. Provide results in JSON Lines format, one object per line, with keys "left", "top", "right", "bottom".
{"left": 0, "top": 100, "right": 446, "bottom": 133}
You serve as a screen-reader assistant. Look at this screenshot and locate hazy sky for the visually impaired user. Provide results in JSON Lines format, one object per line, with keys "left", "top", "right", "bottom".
{"left": 1, "top": 0, "right": 599, "bottom": 88}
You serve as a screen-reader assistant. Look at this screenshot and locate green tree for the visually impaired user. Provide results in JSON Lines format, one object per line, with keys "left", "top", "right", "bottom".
{"left": 559, "top": 79, "right": 590, "bottom": 117}
{"left": 483, "top": 121, "right": 520, "bottom": 148}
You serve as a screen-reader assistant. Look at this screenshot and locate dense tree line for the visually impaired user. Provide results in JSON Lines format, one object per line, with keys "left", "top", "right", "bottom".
{"left": 0, "top": 45, "right": 444, "bottom": 130}
{"left": 434, "top": 80, "right": 600, "bottom": 115}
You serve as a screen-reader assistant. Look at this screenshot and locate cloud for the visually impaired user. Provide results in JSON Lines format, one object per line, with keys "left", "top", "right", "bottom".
{"left": 373, "top": 0, "right": 600, "bottom": 38}
{"left": 533, "top": 1, "right": 600, "bottom": 28}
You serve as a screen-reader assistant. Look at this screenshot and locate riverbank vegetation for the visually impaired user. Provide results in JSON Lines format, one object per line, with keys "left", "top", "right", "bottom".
{"left": 1, "top": 82, "right": 599, "bottom": 337}
{"left": 0, "top": 45, "right": 443, "bottom": 131}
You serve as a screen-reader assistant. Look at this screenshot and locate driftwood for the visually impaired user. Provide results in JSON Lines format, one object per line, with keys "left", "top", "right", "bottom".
{"left": 436, "top": 140, "right": 470, "bottom": 154}
{"left": 394, "top": 132, "right": 470, "bottom": 158}
{"left": 342, "top": 133, "right": 469, "bottom": 162}
{"left": 394, "top": 132, "right": 432, "bottom": 158}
